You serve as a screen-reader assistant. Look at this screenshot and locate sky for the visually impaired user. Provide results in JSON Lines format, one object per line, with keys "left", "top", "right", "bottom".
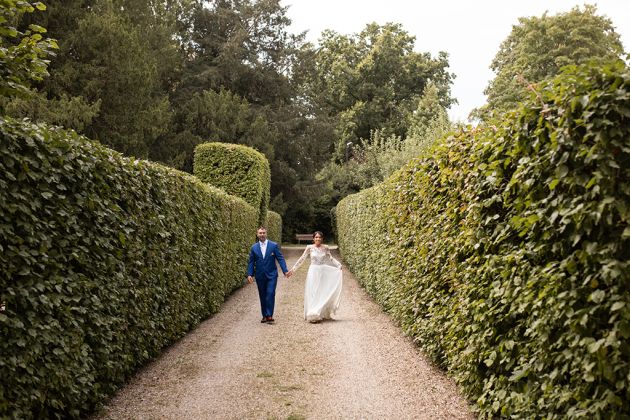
{"left": 280, "top": 0, "right": 630, "bottom": 122}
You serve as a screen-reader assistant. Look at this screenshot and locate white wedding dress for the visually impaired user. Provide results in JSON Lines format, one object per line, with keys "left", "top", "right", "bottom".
{"left": 291, "top": 245, "right": 343, "bottom": 322}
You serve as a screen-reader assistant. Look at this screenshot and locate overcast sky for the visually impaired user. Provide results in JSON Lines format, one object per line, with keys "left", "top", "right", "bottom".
{"left": 280, "top": 0, "right": 630, "bottom": 122}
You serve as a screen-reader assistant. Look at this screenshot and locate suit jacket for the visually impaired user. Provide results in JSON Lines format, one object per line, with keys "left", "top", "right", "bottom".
{"left": 247, "top": 240, "right": 288, "bottom": 280}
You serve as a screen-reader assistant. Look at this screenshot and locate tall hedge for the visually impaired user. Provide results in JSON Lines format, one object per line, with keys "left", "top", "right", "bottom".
{"left": 193, "top": 142, "right": 270, "bottom": 227}
{"left": 336, "top": 60, "right": 630, "bottom": 417}
{"left": 0, "top": 118, "right": 258, "bottom": 418}
{"left": 265, "top": 210, "right": 282, "bottom": 244}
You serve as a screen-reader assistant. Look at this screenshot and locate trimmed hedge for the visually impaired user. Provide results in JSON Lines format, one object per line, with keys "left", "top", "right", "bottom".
{"left": 0, "top": 118, "right": 258, "bottom": 418}
{"left": 265, "top": 210, "right": 282, "bottom": 244}
{"left": 193, "top": 142, "right": 270, "bottom": 227}
{"left": 336, "top": 60, "right": 630, "bottom": 417}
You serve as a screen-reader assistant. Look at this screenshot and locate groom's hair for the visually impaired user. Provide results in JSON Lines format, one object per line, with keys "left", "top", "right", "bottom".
{"left": 257, "top": 226, "right": 267, "bottom": 231}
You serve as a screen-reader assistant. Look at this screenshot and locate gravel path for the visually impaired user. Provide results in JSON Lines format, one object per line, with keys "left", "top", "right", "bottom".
{"left": 96, "top": 248, "right": 474, "bottom": 419}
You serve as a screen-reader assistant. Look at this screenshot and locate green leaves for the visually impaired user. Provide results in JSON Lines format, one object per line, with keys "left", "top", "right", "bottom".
{"left": 476, "top": 5, "right": 624, "bottom": 120}
{"left": 337, "top": 59, "right": 630, "bottom": 418}
{"left": 303, "top": 23, "right": 454, "bottom": 158}
{"left": 193, "top": 142, "right": 271, "bottom": 228}
{"left": 0, "top": 1, "right": 57, "bottom": 104}
{"left": 265, "top": 211, "right": 282, "bottom": 243}
{"left": 0, "top": 117, "right": 258, "bottom": 418}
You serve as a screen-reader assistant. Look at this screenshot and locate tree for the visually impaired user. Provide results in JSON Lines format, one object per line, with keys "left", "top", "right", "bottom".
{"left": 166, "top": 0, "right": 337, "bottom": 241}
{"left": 151, "top": 88, "right": 276, "bottom": 171}
{"left": 173, "top": 0, "right": 302, "bottom": 108}
{"left": 20, "top": 0, "right": 192, "bottom": 96}
{"left": 304, "top": 25, "right": 456, "bottom": 234}
{"left": 8, "top": 0, "right": 193, "bottom": 155}
{"left": 0, "top": 1, "right": 57, "bottom": 110}
{"left": 109, "top": 0, "right": 196, "bottom": 94}
{"left": 476, "top": 4, "right": 624, "bottom": 119}
{"left": 300, "top": 22, "right": 454, "bottom": 159}
{"left": 312, "top": 82, "right": 453, "bottom": 240}
{"left": 47, "top": 0, "right": 172, "bottom": 157}
{"left": 359, "top": 83, "right": 452, "bottom": 182}
{"left": 3, "top": 92, "right": 100, "bottom": 132}
{"left": 4, "top": 0, "right": 103, "bottom": 129}
{"left": 407, "top": 83, "right": 449, "bottom": 141}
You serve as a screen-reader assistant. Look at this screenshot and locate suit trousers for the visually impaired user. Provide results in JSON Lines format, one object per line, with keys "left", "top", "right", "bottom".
{"left": 255, "top": 275, "right": 277, "bottom": 317}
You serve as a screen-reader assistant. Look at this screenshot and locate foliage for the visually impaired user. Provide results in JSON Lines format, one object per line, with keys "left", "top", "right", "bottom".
{"left": 0, "top": 117, "right": 258, "bottom": 418}
{"left": 193, "top": 142, "right": 271, "bottom": 227}
{"left": 406, "top": 83, "right": 450, "bottom": 141}
{"left": 337, "top": 60, "right": 630, "bottom": 417}
{"left": 335, "top": 183, "right": 393, "bottom": 299}
{"left": 7, "top": 0, "right": 187, "bottom": 134}
{"left": 0, "top": 0, "right": 57, "bottom": 107}
{"left": 15, "top": 0, "right": 95, "bottom": 42}
{"left": 475, "top": 4, "right": 624, "bottom": 120}
{"left": 265, "top": 210, "right": 282, "bottom": 244}
{"left": 1, "top": 0, "right": 98, "bottom": 129}
{"left": 153, "top": 88, "right": 276, "bottom": 172}
{"left": 3, "top": 91, "right": 100, "bottom": 132}
{"left": 315, "top": 83, "right": 451, "bottom": 237}
{"left": 299, "top": 22, "right": 454, "bottom": 158}
{"left": 173, "top": 0, "right": 301, "bottom": 108}
{"left": 6, "top": 0, "right": 457, "bottom": 240}
{"left": 2, "top": 0, "right": 318, "bottom": 243}
{"left": 51, "top": 1, "right": 171, "bottom": 157}
{"left": 354, "top": 84, "right": 451, "bottom": 183}
{"left": 6, "top": 0, "right": 181, "bottom": 157}
{"left": 169, "top": 0, "right": 332, "bottom": 241}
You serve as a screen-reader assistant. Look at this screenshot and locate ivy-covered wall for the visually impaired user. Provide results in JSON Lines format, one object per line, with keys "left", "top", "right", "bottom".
{"left": 337, "top": 61, "right": 630, "bottom": 417}
{"left": 193, "top": 142, "right": 270, "bottom": 227}
{"left": 0, "top": 119, "right": 258, "bottom": 418}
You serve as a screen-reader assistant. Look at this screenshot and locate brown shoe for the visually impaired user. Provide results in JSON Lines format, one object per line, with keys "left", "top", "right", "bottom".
{"left": 261, "top": 317, "right": 268, "bottom": 323}
{"left": 266, "top": 317, "right": 275, "bottom": 323}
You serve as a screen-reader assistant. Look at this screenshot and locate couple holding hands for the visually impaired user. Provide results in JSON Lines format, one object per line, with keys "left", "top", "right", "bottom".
{"left": 247, "top": 227, "right": 343, "bottom": 324}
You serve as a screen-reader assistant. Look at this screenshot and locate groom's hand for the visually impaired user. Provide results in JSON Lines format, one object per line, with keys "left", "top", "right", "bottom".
{"left": 247, "top": 275, "right": 254, "bottom": 284}
{"left": 285, "top": 271, "right": 292, "bottom": 278}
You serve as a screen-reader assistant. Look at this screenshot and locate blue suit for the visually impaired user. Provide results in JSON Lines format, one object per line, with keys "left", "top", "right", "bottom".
{"left": 247, "top": 240, "right": 288, "bottom": 318}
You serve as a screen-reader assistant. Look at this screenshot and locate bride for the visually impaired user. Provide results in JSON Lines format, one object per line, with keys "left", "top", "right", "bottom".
{"left": 288, "top": 231, "right": 343, "bottom": 323}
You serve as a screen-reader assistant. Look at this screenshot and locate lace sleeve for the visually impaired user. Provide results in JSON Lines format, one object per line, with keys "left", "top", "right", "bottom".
{"left": 291, "top": 245, "right": 311, "bottom": 272}
{"left": 325, "top": 246, "right": 342, "bottom": 268}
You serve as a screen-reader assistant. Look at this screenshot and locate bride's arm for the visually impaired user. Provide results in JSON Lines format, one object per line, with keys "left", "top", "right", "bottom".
{"left": 290, "top": 245, "right": 310, "bottom": 273}
{"left": 324, "top": 246, "right": 342, "bottom": 269}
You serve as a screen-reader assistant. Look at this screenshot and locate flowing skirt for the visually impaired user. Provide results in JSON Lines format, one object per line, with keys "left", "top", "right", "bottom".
{"left": 304, "top": 264, "right": 343, "bottom": 321}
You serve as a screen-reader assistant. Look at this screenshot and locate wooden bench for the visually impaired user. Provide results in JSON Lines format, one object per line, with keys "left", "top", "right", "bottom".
{"left": 295, "top": 234, "right": 313, "bottom": 244}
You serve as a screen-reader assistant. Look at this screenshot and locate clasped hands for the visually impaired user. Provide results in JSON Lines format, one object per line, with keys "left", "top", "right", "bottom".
{"left": 247, "top": 271, "right": 293, "bottom": 285}
{"left": 246, "top": 267, "right": 341, "bottom": 284}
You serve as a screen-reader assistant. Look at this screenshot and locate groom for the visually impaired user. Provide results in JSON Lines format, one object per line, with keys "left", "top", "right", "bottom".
{"left": 247, "top": 226, "right": 291, "bottom": 323}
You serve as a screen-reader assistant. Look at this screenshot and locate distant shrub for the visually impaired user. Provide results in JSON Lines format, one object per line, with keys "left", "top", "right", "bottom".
{"left": 193, "top": 142, "right": 270, "bottom": 227}
{"left": 265, "top": 210, "right": 282, "bottom": 243}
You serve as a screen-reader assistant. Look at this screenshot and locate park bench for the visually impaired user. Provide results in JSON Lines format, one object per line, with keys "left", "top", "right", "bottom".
{"left": 295, "top": 233, "right": 313, "bottom": 244}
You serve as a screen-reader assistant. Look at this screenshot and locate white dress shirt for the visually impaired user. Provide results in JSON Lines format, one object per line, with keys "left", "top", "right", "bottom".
{"left": 259, "top": 240, "right": 268, "bottom": 258}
